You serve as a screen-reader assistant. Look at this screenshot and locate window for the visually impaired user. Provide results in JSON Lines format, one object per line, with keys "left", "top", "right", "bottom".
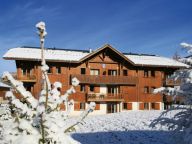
{"left": 144, "top": 86, "right": 149, "bottom": 93}
{"left": 80, "top": 102, "right": 85, "bottom": 110}
{"left": 123, "top": 70, "right": 128, "bottom": 76}
{"left": 80, "top": 85, "right": 85, "bottom": 92}
{"left": 152, "top": 103, "right": 156, "bottom": 109}
{"left": 144, "top": 103, "right": 149, "bottom": 110}
{"left": 144, "top": 70, "right": 149, "bottom": 77}
{"left": 22, "top": 68, "right": 27, "bottom": 75}
{"left": 56, "top": 66, "right": 61, "bottom": 74}
{"left": 81, "top": 68, "right": 86, "bottom": 74}
{"left": 103, "top": 71, "right": 106, "bottom": 75}
{"left": 108, "top": 70, "right": 117, "bottom": 76}
{"left": 151, "top": 70, "right": 155, "bottom": 77}
{"left": 90, "top": 85, "right": 94, "bottom": 92}
{"left": 22, "top": 68, "right": 32, "bottom": 76}
{"left": 151, "top": 87, "right": 156, "bottom": 93}
{"left": 90, "top": 69, "right": 99, "bottom": 75}
{"left": 123, "top": 103, "right": 127, "bottom": 110}
{"left": 108, "top": 86, "right": 118, "bottom": 94}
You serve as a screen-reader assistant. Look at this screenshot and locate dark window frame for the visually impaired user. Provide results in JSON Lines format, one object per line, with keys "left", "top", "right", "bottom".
{"left": 108, "top": 69, "right": 117, "bottom": 76}
{"left": 144, "top": 86, "right": 149, "bottom": 93}
{"left": 81, "top": 68, "right": 86, "bottom": 75}
{"left": 80, "top": 102, "right": 85, "bottom": 110}
{"left": 123, "top": 70, "right": 128, "bottom": 76}
{"left": 144, "top": 70, "right": 149, "bottom": 77}
{"left": 56, "top": 66, "right": 61, "bottom": 74}
{"left": 80, "top": 85, "right": 85, "bottom": 92}
{"left": 144, "top": 103, "right": 149, "bottom": 110}
{"left": 151, "top": 70, "right": 155, "bottom": 77}
{"left": 123, "top": 103, "right": 127, "bottom": 110}
{"left": 151, "top": 103, "right": 155, "bottom": 109}
{"left": 90, "top": 85, "right": 95, "bottom": 92}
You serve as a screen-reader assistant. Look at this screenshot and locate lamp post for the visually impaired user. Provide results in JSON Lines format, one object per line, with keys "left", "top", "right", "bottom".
{"left": 36, "top": 21, "right": 47, "bottom": 65}
{"left": 36, "top": 22, "right": 48, "bottom": 143}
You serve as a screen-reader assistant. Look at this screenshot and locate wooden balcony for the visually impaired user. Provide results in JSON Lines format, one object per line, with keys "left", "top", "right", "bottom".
{"left": 86, "top": 93, "right": 124, "bottom": 102}
{"left": 164, "top": 79, "right": 181, "bottom": 86}
{"left": 13, "top": 74, "right": 37, "bottom": 82}
{"left": 71, "top": 74, "right": 137, "bottom": 85}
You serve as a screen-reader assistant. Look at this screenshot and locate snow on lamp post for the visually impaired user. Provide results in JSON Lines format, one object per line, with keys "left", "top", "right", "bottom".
{"left": 36, "top": 21, "right": 47, "bottom": 65}
{"left": 36, "top": 21, "right": 50, "bottom": 109}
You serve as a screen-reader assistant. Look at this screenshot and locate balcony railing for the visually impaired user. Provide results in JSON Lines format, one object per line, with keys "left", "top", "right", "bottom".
{"left": 13, "top": 74, "right": 37, "bottom": 82}
{"left": 86, "top": 93, "right": 124, "bottom": 102}
{"left": 71, "top": 74, "right": 137, "bottom": 85}
{"left": 165, "top": 79, "right": 181, "bottom": 86}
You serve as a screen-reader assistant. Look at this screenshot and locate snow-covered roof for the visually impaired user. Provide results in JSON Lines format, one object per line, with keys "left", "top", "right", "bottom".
{"left": 125, "top": 54, "right": 188, "bottom": 67}
{"left": 3, "top": 47, "right": 89, "bottom": 62}
{"left": 0, "top": 82, "right": 10, "bottom": 88}
{"left": 3, "top": 46, "right": 188, "bottom": 68}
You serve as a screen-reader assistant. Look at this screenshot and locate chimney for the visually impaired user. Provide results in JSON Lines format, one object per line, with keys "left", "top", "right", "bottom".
{"left": 89, "top": 48, "right": 92, "bottom": 53}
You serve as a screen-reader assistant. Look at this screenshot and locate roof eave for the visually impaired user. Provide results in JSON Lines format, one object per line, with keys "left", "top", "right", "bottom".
{"left": 135, "top": 63, "right": 188, "bottom": 68}
{"left": 3, "top": 57, "right": 79, "bottom": 63}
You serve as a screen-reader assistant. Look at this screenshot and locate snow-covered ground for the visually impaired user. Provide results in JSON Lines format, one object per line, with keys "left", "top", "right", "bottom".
{"left": 0, "top": 109, "right": 182, "bottom": 144}
{"left": 72, "top": 111, "right": 180, "bottom": 144}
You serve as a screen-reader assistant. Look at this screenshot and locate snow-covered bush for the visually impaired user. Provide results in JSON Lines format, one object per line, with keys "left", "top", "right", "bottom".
{"left": 0, "top": 21, "right": 96, "bottom": 144}
{"left": 151, "top": 42, "right": 192, "bottom": 144}
{"left": 0, "top": 104, "right": 12, "bottom": 120}
{"left": 1, "top": 61, "right": 95, "bottom": 144}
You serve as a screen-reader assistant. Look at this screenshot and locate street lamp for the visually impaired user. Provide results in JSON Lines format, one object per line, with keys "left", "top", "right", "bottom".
{"left": 36, "top": 21, "right": 47, "bottom": 65}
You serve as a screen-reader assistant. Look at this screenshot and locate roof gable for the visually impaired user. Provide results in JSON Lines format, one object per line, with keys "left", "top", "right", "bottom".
{"left": 79, "top": 44, "right": 134, "bottom": 65}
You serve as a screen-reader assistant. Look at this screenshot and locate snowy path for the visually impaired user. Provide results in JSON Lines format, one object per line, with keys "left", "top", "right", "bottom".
{"left": 72, "top": 111, "right": 177, "bottom": 144}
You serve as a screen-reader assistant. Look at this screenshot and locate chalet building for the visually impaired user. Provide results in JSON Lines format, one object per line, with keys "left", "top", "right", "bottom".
{"left": 3, "top": 44, "right": 187, "bottom": 114}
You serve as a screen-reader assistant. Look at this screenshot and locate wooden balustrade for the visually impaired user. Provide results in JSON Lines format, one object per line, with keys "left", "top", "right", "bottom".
{"left": 71, "top": 74, "right": 137, "bottom": 85}
{"left": 165, "top": 79, "right": 181, "bottom": 86}
{"left": 13, "top": 74, "right": 37, "bottom": 82}
{"left": 86, "top": 93, "right": 124, "bottom": 102}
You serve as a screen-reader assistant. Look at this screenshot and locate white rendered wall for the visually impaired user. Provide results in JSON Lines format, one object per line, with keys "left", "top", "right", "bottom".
{"left": 70, "top": 102, "right": 107, "bottom": 116}
{"left": 89, "top": 102, "right": 107, "bottom": 115}
{"left": 132, "top": 102, "right": 139, "bottom": 110}
{"left": 159, "top": 102, "right": 164, "bottom": 110}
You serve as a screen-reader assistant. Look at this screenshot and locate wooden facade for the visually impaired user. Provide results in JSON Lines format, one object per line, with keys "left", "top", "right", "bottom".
{"left": 4, "top": 45, "right": 185, "bottom": 114}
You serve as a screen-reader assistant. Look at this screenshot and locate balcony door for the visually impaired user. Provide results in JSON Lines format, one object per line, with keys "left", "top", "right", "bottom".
{"left": 22, "top": 68, "right": 32, "bottom": 76}
{"left": 108, "top": 86, "right": 119, "bottom": 96}
{"left": 107, "top": 102, "right": 117, "bottom": 113}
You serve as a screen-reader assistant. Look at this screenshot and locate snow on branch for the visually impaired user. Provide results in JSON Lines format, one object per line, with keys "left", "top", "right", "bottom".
{"left": 151, "top": 41, "right": 192, "bottom": 144}
{"left": 2, "top": 72, "right": 38, "bottom": 109}
{"left": 180, "top": 42, "right": 192, "bottom": 49}
{"left": 64, "top": 102, "right": 96, "bottom": 133}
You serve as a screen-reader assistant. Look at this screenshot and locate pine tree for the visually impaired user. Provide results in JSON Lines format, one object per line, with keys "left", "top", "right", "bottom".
{"left": 151, "top": 42, "right": 192, "bottom": 144}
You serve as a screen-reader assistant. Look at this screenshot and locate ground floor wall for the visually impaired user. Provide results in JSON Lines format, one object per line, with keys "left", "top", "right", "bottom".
{"left": 68, "top": 101, "right": 164, "bottom": 116}
{"left": 122, "top": 102, "right": 164, "bottom": 111}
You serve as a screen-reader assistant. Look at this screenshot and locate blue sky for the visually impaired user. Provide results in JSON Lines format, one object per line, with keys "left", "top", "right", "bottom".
{"left": 0, "top": 0, "right": 192, "bottom": 74}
